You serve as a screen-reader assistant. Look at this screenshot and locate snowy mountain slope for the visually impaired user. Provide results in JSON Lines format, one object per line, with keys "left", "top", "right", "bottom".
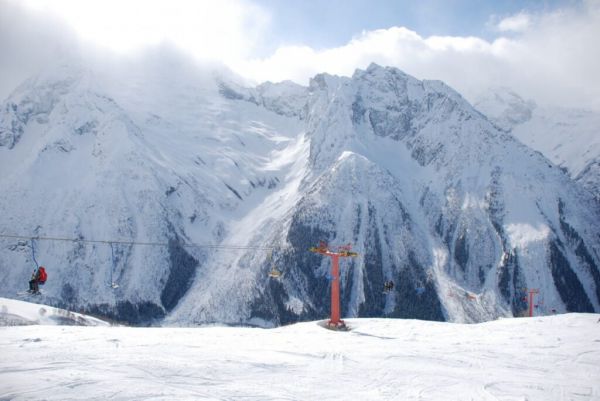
{"left": 1, "top": 299, "right": 599, "bottom": 401}
{"left": 474, "top": 87, "right": 600, "bottom": 200}
{"left": 171, "top": 64, "right": 600, "bottom": 325}
{"left": 0, "top": 55, "right": 305, "bottom": 323}
{"left": 1, "top": 60, "right": 599, "bottom": 326}
{"left": 218, "top": 78, "right": 308, "bottom": 119}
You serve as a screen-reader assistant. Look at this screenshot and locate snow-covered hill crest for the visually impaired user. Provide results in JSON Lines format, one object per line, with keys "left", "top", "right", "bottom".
{"left": 0, "top": 296, "right": 109, "bottom": 326}
{"left": 1, "top": 62, "right": 599, "bottom": 326}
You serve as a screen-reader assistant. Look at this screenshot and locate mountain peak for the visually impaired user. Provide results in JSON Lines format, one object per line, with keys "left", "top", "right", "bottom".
{"left": 365, "top": 62, "right": 386, "bottom": 73}
{"left": 354, "top": 63, "right": 411, "bottom": 81}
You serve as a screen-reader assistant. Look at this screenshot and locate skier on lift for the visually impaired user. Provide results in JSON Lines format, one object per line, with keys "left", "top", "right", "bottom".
{"left": 28, "top": 266, "right": 47, "bottom": 294}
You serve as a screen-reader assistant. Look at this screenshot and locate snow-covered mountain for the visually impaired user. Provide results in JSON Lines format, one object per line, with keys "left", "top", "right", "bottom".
{"left": 473, "top": 87, "right": 600, "bottom": 200}
{"left": 1, "top": 59, "right": 599, "bottom": 325}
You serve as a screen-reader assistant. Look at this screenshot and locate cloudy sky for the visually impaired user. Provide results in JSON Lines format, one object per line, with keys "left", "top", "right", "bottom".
{"left": 1, "top": 0, "right": 599, "bottom": 109}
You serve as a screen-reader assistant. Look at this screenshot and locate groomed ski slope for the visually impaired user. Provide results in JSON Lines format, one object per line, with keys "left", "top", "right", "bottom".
{"left": 1, "top": 298, "right": 599, "bottom": 400}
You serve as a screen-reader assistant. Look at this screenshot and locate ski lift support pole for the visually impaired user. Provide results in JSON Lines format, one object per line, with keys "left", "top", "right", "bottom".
{"left": 309, "top": 242, "right": 358, "bottom": 329}
{"left": 527, "top": 288, "right": 539, "bottom": 317}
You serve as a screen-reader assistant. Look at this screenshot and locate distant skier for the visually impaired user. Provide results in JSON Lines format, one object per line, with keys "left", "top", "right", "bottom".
{"left": 383, "top": 280, "right": 394, "bottom": 293}
{"left": 28, "top": 266, "right": 47, "bottom": 294}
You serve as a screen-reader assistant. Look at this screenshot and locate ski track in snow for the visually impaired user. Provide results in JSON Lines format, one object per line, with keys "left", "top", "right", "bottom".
{"left": 1, "top": 299, "right": 599, "bottom": 400}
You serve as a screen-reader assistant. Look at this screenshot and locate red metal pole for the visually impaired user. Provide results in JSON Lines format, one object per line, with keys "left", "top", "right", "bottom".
{"left": 330, "top": 254, "right": 341, "bottom": 326}
{"left": 308, "top": 242, "right": 357, "bottom": 329}
{"left": 529, "top": 291, "right": 534, "bottom": 317}
{"left": 527, "top": 289, "right": 539, "bottom": 317}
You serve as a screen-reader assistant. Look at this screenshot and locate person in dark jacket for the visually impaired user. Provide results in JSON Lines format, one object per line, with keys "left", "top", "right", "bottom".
{"left": 28, "top": 266, "right": 47, "bottom": 294}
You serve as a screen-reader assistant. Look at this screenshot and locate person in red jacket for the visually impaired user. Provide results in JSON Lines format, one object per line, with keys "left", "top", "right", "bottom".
{"left": 28, "top": 266, "right": 47, "bottom": 294}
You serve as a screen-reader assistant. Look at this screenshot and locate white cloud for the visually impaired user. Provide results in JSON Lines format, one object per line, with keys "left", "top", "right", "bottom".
{"left": 0, "top": 0, "right": 270, "bottom": 99}
{"left": 496, "top": 12, "right": 531, "bottom": 32}
{"left": 0, "top": 1, "right": 81, "bottom": 99}
{"left": 231, "top": 3, "right": 600, "bottom": 111}
{"left": 1, "top": 0, "right": 599, "bottom": 112}
{"left": 13, "top": 0, "right": 269, "bottom": 63}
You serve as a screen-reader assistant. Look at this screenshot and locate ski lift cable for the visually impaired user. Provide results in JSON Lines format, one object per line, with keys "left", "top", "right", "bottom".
{"left": 0, "top": 233, "right": 276, "bottom": 251}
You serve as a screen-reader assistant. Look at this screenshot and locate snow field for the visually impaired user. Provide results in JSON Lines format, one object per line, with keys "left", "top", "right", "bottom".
{"left": 1, "top": 303, "right": 599, "bottom": 400}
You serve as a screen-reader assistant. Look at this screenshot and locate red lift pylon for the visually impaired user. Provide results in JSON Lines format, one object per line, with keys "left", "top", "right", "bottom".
{"left": 309, "top": 241, "right": 358, "bottom": 329}
{"left": 524, "top": 288, "right": 540, "bottom": 317}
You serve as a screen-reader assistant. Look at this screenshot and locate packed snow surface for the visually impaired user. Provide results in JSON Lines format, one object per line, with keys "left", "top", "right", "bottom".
{"left": 0, "top": 297, "right": 109, "bottom": 327}
{"left": 1, "top": 298, "right": 599, "bottom": 400}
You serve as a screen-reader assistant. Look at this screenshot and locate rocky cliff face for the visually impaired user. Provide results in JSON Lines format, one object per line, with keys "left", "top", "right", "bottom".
{"left": 1, "top": 61, "right": 599, "bottom": 325}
